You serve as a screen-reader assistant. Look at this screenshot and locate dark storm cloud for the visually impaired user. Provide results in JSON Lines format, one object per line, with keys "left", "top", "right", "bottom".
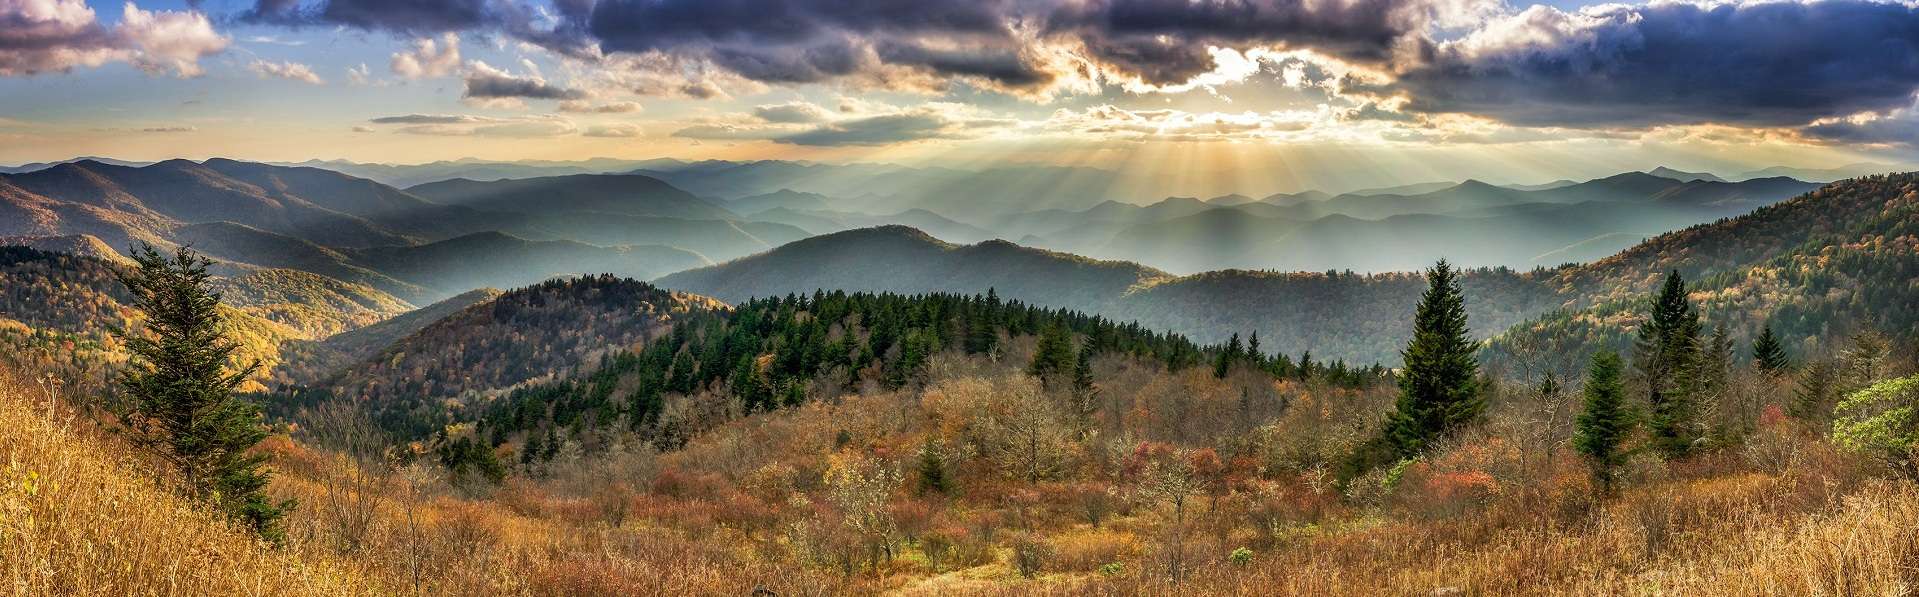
{"left": 243, "top": 0, "right": 485, "bottom": 32}
{"left": 463, "top": 71, "right": 586, "bottom": 100}
{"left": 709, "top": 38, "right": 870, "bottom": 83}
{"left": 1395, "top": 1, "right": 1919, "bottom": 128}
{"left": 586, "top": 0, "right": 1037, "bottom": 87}
{"left": 241, "top": 0, "right": 595, "bottom": 56}
{"left": 1801, "top": 109, "right": 1919, "bottom": 146}
{"left": 1044, "top": 0, "right": 1423, "bottom": 84}
{"left": 874, "top": 40, "right": 1052, "bottom": 87}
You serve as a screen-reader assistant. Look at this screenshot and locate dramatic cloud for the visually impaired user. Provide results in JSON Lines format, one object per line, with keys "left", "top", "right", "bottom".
{"left": 244, "top": 0, "right": 486, "bottom": 33}
{"left": 243, "top": 0, "right": 594, "bottom": 57}
{"left": 389, "top": 33, "right": 460, "bottom": 79}
{"left": 462, "top": 61, "right": 584, "bottom": 100}
{"left": 873, "top": 39, "right": 1053, "bottom": 87}
{"left": 0, "top": 0, "right": 228, "bottom": 77}
{"left": 1042, "top": 0, "right": 1456, "bottom": 86}
{"left": 1395, "top": 1, "right": 1919, "bottom": 128}
{"left": 586, "top": 0, "right": 1055, "bottom": 91}
{"left": 1800, "top": 100, "right": 1919, "bottom": 147}
{"left": 247, "top": 59, "right": 324, "bottom": 84}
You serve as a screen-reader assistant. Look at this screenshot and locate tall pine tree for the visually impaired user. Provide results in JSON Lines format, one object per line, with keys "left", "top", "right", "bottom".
{"left": 1574, "top": 352, "right": 1633, "bottom": 494}
{"left": 1751, "top": 325, "right": 1791, "bottom": 376}
{"left": 1382, "top": 260, "right": 1483, "bottom": 459}
{"left": 115, "top": 244, "right": 291, "bottom": 543}
{"left": 1635, "top": 270, "right": 1702, "bottom": 459}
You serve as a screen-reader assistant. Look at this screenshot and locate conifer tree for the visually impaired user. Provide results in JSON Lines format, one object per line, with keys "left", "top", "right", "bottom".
{"left": 1028, "top": 323, "right": 1076, "bottom": 387}
{"left": 915, "top": 440, "right": 950, "bottom": 495}
{"left": 1215, "top": 333, "right": 1242, "bottom": 379}
{"left": 1635, "top": 270, "right": 1702, "bottom": 459}
{"left": 889, "top": 329, "right": 932, "bottom": 389}
{"left": 1382, "top": 260, "right": 1483, "bottom": 459}
{"left": 1574, "top": 352, "right": 1633, "bottom": 494}
{"left": 115, "top": 244, "right": 292, "bottom": 543}
{"left": 1751, "top": 325, "right": 1791, "bottom": 376}
{"left": 1790, "top": 361, "right": 1839, "bottom": 424}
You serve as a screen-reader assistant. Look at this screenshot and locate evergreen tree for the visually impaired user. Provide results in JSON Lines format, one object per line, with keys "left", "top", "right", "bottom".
{"left": 115, "top": 244, "right": 291, "bottom": 543}
{"left": 888, "top": 329, "right": 932, "bottom": 389}
{"left": 1635, "top": 270, "right": 1702, "bottom": 459}
{"left": 915, "top": 440, "right": 950, "bottom": 495}
{"left": 732, "top": 355, "right": 769, "bottom": 410}
{"left": 1215, "top": 333, "right": 1242, "bottom": 379}
{"left": 965, "top": 301, "right": 1000, "bottom": 356}
{"left": 1751, "top": 325, "right": 1792, "bottom": 376}
{"left": 1573, "top": 352, "right": 1633, "bottom": 494}
{"left": 1697, "top": 322, "right": 1733, "bottom": 403}
{"left": 1382, "top": 261, "right": 1483, "bottom": 459}
{"left": 1790, "top": 361, "right": 1840, "bottom": 424}
{"left": 1028, "top": 323, "right": 1076, "bottom": 387}
{"left": 521, "top": 430, "right": 545, "bottom": 470}
{"left": 542, "top": 425, "right": 561, "bottom": 462}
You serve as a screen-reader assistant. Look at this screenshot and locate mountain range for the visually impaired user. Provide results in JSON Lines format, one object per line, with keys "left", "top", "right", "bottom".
{"left": 3, "top": 155, "right": 1913, "bottom": 372}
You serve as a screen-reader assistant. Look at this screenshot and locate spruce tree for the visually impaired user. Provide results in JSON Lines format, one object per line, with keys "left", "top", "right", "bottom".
{"left": 1790, "top": 361, "right": 1839, "bottom": 424}
{"left": 1215, "top": 333, "right": 1242, "bottom": 379}
{"left": 1573, "top": 352, "right": 1633, "bottom": 494}
{"left": 115, "top": 244, "right": 291, "bottom": 542}
{"left": 1635, "top": 270, "right": 1702, "bottom": 459}
{"left": 1751, "top": 325, "right": 1791, "bottom": 376}
{"left": 889, "top": 329, "right": 932, "bottom": 389}
{"left": 915, "top": 440, "right": 950, "bottom": 495}
{"left": 1028, "top": 323, "right": 1076, "bottom": 387}
{"left": 1382, "top": 260, "right": 1483, "bottom": 459}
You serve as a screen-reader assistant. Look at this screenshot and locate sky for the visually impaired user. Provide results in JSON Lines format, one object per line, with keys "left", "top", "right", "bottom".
{"left": 2, "top": 0, "right": 1917, "bottom": 193}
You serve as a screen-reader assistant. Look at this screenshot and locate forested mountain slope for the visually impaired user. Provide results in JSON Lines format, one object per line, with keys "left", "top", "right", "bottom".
{"left": 307, "top": 276, "right": 724, "bottom": 437}
{"left": 1488, "top": 173, "right": 1919, "bottom": 376}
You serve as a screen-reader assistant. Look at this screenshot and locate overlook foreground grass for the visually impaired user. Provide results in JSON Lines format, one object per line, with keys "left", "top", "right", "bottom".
{"left": 4, "top": 357, "right": 1918, "bottom": 595}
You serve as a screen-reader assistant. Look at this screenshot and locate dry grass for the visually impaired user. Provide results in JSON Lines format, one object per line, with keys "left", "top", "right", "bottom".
{"left": 8, "top": 354, "right": 1919, "bottom": 596}
{"left": 0, "top": 368, "right": 368, "bottom": 596}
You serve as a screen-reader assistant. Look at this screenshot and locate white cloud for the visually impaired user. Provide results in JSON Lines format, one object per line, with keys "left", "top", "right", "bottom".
{"left": 247, "top": 59, "right": 323, "bottom": 84}
{"left": 345, "top": 63, "right": 373, "bottom": 86}
{"left": 0, "top": 0, "right": 227, "bottom": 77}
{"left": 390, "top": 33, "right": 461, "bottom": 79}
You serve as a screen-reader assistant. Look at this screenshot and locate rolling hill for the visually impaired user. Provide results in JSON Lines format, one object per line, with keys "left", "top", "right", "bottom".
{"left": 655, "top": 226, "right": 1171, "bottom": 310}
{"left": 309, "top": 275, "right": 726, "bottom": 437}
